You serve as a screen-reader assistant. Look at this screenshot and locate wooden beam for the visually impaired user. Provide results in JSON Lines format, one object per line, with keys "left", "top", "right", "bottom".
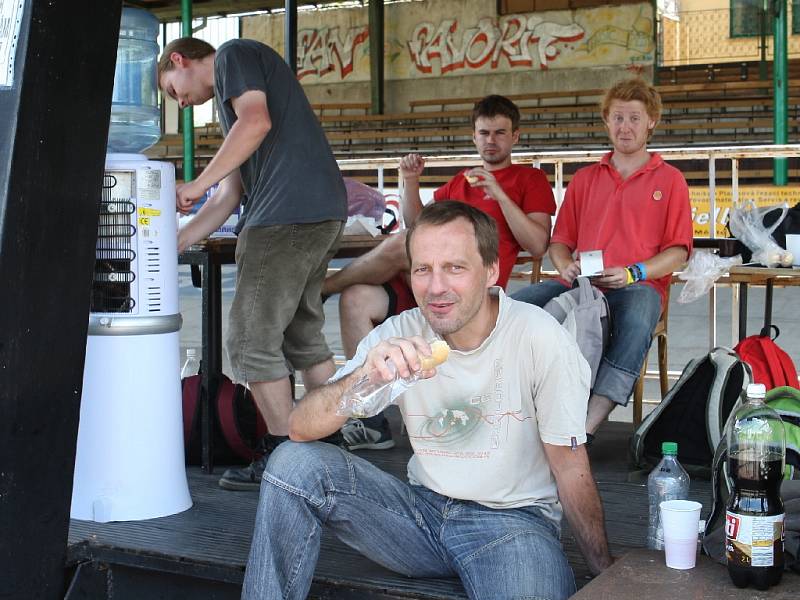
{"left": 0, "top": 1, "right": 122, "bottom": 596}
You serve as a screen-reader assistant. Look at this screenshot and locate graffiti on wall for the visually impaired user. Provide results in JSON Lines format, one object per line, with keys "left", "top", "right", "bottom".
{"left": 297, "top": 25, "right": 369, "bottom": 79}
{"left": 408, "top": 16, "right": 585, "bottom": 74}
{"left": 274, "top": 3, "right": 654, "bottom": 82}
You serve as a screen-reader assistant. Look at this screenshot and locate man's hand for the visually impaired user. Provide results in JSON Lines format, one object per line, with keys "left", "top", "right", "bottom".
{"left": 176, "top": 180, "right": 207, "bottom": 214}
{"left": 464, "top": 167, "right": 503, "bottom": 200}
{"left": 399, "top": 153, "right": 425, "bottom": 181}
{"left": 361, "top": 336, "right": 437, "bottom": 382}
{"left": 557, "top": 259, "right": 582, "bottom": 286}
{"left": 591, "top": 266, "right": 629, "bottom": 289}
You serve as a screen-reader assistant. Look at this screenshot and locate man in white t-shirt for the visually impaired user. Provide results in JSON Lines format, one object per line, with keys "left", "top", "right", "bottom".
{"left": 242, "top": 201, "right": 613, "bottom": 600}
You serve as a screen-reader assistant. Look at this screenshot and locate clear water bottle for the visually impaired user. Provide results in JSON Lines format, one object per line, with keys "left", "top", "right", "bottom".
{"left": 181, "top": 348, "right": 200, "bottom": 379}
{"left": 107, "top": 7, "right": 161, "bottom": 153}
{"left": 647, "top": 441, "right": 690, "bottom": 550}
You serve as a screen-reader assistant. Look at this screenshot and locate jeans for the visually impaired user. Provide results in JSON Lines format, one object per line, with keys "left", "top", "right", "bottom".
{"left": 512, "top": 280, "right": 662, "bottom": 406}
{"left": 242, "top": 441, "right": 576, "bottom": 600}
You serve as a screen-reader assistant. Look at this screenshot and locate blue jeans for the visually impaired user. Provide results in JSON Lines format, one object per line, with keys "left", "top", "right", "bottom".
{"left": 512, "top": 280, "right": 662, "bottom": 406}
{"left": 242, "top": 441, "right": 576, "bottom": 600}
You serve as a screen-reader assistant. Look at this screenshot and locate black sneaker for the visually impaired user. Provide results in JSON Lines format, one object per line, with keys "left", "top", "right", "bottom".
{"left": 218, "top": 434, "right": 289, "bottom": 491}
{"left": 341, "top": 417, "right": 395, "bottom": 451}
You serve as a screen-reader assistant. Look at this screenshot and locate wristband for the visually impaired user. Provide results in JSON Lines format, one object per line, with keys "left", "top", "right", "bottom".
{"left": 624, "top": 267, "right": 635, "bottom": 285}
{"left": 634, "top": 262, "right": 647, "bottom": 281}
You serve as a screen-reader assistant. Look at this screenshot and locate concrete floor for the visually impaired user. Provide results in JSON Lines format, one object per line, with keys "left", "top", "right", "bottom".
{"left": 178, "top": 259, "right": 800, "bottom": 424}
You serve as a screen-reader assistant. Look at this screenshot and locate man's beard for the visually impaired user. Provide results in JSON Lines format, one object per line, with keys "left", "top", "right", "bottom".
{"left": 479, "top": 148, "right": 509, "bottom": 165}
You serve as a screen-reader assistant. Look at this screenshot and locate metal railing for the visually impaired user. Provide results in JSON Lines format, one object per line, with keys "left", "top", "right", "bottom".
{"left": 337, "top": 143, "right": 800, "bottom": 351}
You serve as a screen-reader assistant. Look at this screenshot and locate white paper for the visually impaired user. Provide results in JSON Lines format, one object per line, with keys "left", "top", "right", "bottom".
{"left": 344, "top": 215, "right": 381, "bottom": 237}
{"left": 0, "top": 1, "right": 25, "bottom": 88}
{"left": 580, "top": 250, "right": 604, "bottom": 277}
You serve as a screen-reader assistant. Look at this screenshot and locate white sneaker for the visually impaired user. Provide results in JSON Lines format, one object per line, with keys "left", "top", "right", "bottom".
{"left": 341, "top": 418, "right": 395, "bottom": 451}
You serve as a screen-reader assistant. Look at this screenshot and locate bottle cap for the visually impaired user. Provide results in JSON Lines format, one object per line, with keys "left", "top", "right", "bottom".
{"left": 186, "top": 348, "right": 197, "bottom": 357}
{"left": 662, "top": 441, "right": 678, "bottom": 455}
{"left": 746, "top": 383, "right": 766, "bottom": 399}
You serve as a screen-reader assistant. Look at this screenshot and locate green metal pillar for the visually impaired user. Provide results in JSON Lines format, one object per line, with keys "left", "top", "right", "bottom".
{"left": 181, "top": 0, "right": 194, "bottom": 182}
{"left": 369, "top": 0, "right": 384, "bottom": 115}
{"left": 773, "top": 0, "right": 788, "bottom": 185}
{"left": 759, "top": 0, "right": 768, "bottom": 80}
{"left": 652, "top": 0, "right": 659, "bottom": 85}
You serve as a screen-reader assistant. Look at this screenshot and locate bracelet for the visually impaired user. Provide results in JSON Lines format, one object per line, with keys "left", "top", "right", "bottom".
{"left": 624, "top": 267, "right": 635, "bottom": 285}
{"left": 634, "top": 262, "right": 647, "bottom": 281}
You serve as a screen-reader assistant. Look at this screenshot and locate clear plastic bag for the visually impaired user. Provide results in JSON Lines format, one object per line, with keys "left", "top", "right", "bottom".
{"left": 728, "top": 200, "right": 794, "bottom": 268}
{"left": 336, "top": 361, "right": 422, "bottom": 418}
{"left": 677, "top": 250, "right": 743, "bottom": 304}
{"left": 336, "top": 340, "right": 450, "bottom": 418}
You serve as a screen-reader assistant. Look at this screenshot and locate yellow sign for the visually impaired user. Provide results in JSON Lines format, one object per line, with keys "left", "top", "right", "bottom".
{"left": 138, "top": 207, "right": 161, "bottom": 217}
{"left": 689, "top": 186, "right": 800, "bottom": 238}
{"left": 138, "top": 217, "right": 150, "bottom": 226}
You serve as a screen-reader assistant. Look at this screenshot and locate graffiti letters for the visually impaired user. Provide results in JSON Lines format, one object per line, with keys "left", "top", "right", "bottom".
{"left": 297, "top": 25, "right": 369, "bottom": 80}
{"left": 408, "top": 15, "right": 586, "bottom": 75}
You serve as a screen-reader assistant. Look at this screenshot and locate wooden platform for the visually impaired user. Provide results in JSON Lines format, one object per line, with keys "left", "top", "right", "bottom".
{"left": 66, "top": 419, "right": 712, "bottom": 599}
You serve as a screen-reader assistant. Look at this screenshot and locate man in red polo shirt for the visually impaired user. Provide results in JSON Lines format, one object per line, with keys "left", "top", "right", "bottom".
{"left": 513, "top": 78, "right": 693, "bottom": 439}
{"left": 323, "top": 95, "right": 556, "bottom": 450}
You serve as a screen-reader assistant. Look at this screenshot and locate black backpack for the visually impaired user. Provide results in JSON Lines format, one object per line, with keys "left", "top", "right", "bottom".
{"left": 630, "top": 347, "right": 752, "bottom": 476}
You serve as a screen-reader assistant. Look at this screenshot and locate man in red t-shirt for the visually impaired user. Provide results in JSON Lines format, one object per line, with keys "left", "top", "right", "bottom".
{"left": 513, "top": 78, "right": 693, "bottom": 439}
{"left": 323, "top": 95, "right": 556, "bottom": 449}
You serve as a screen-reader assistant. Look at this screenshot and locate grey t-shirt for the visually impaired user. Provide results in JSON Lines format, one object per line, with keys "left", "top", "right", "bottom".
{"left": 214, "top": 39, "right": 347, "bottom": 230}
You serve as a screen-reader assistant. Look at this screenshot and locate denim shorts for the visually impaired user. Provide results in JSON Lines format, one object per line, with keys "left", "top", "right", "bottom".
{"left": 226, "top": 221, "right": 344, "bottom": 383}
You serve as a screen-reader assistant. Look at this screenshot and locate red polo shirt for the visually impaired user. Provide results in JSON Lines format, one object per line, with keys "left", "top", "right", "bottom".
{"left": 435, "top": 164, "right": 556, "bottom": 287}
{"left": 551, "top": 152, "right": 693, "bottom": 306}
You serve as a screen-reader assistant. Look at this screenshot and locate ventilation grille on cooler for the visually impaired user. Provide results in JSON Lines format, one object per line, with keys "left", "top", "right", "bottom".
{"left": 91, "top": 173, "right": 136, "bottom": 313}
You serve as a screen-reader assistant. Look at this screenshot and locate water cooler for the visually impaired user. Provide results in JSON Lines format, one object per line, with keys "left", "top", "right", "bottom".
{"left": 71, "top": 8, "right": 192, "bottom": 522}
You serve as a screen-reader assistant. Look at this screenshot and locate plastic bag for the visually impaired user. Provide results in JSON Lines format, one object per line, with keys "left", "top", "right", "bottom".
{"left": 344, "top": 178, "right": 385, "bottom": 220}
{"left": 336, "top": 362, "right": 421, "bottom": 418}
{"left": 728, "top": 200, "right": 794, "bottom": 268}
{"left": 677, "top": 250, "right": 743, "bottom": 304}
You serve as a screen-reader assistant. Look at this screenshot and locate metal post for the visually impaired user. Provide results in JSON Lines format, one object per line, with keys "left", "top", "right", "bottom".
{"left": 284, "top": 0, "right": 297, "bottom": 73}
{"left": 369, "top": 0, "right": 385, "bottom": 114}
{"left": 0, "top": 1, "right": 122, "bottom": 595}
{"left": 709, "top": 154, "right": 718, "bottom": 352}
{"left": 759, "top": 1, "right": 768, "bottom": 80}
{"left": 773, "top": 0, "right": 788, "bottom": 184}
{"left": 652, "top": 0, "right": 660, "bottom": 85}
{"left": 181, "top": 0, "right": 194, "bottom": 182}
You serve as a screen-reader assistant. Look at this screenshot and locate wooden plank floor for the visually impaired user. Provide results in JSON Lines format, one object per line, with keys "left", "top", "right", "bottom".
{"left": 67, "top": 418, "right": 712, "bottom": 598}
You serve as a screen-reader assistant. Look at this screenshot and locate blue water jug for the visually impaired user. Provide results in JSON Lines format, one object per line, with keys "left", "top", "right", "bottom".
{"left": 107, "top": 7, "right": 161, "bottom": 154}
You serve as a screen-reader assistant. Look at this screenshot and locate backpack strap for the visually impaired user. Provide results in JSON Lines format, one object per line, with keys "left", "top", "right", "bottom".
{"left": 216, "top": 377, "right": 258, "bottom": 461}
{"left": 706, "top": 347, "right": 750, "bottom": 451}
{"left": 576, "top": 276, "right": 593, "bottom": 303}
{"left": 181, "top": 374, "right": 201, "bottom": 449}
{"left": 755, "top": 326, "right": 798, "bottom": 389}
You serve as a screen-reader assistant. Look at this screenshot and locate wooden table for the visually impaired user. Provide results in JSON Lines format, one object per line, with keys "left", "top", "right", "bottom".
{"left": 573, "top": 549, "right": 800, "bottom": 599}
{"left": 726, "top": 265, "right": 800, "bottom": 341}
{"left": 178, "top": 234, "right": 385, "bottom": 473}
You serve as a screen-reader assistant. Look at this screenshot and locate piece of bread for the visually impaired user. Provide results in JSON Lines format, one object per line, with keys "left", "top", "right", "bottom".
{"left": 419, "top": 340, "right": 450, "bottom": 370}
{"left": 464, "top": 173, "right": 480, "bottom": 185}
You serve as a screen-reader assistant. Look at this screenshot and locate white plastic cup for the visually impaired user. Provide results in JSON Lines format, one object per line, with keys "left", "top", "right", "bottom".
{"left": 660, "top": 500, "right": 702, "bottom": 569}
{"left": 785, "top": 234, "right": 800, "bottom": 266}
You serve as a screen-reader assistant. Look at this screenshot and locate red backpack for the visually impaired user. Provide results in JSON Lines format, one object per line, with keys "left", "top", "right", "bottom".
{"left": 181, "top": 373, "right": 267, "bottom": 465}
{"left": 734, "top": 326, "right": 799, "bottom": 390}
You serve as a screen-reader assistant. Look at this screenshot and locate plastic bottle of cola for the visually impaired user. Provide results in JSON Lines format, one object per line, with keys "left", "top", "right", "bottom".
{"left": 647, "top": 441, "right": 690, "bottom": 550}
{"left": 726, "top": 383, "right": 785, "bottom": 590}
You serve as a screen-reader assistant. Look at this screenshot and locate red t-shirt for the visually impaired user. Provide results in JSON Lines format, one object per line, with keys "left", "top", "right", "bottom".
{"left": 434, "top": 164, "right": 555, "bottom": 287}
{"left": 551, "top": 152, "right": 693, "bottom": 306}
